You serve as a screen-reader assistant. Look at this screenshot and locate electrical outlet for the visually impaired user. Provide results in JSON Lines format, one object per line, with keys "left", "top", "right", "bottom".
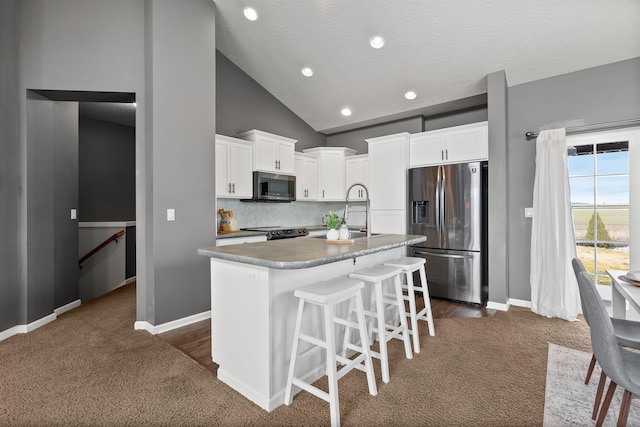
{"left": 524, "top": 207, "right": 534, "bottom": 218}
{"left": 248, "top": 271, "right": 259, "bottom": 282}
{"left": 167, "top": 209, "right": 175, "bottom": 221}
{"left": 70, "top": 209, "right": 77, "bottom": 220}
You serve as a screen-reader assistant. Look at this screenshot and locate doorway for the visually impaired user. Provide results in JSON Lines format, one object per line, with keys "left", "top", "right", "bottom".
{"left": 27, "top": 89, "right": 137, "bottom": 309}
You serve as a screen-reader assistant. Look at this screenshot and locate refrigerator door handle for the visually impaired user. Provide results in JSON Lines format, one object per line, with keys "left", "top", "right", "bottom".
{"left": 414, "top": 251, "right": 474, "bottom": 260}
{"left": 439, "top": 165, "right": 446, "bottom": 246}
{"left": 435, "top": 166, "right": 441, "bottom": 245}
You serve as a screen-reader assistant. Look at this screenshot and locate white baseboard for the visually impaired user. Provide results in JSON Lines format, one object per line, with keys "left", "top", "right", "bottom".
{"left": 486, "top": 301, "right": 509, "bottom": 311}
{"left": 54, "top": 299, "right": 81, "bottom": 316}
{"left": 508, "top": 298, "right": 532, "bottom": 308}
{"left": 134, "top": 310, "right": 211, "bottom": 335}
{"left": 487, "top": 297, "right": 533, "bottom": 312}
{"left": 0, "top": 326, "right": 24, "bottom": 342}
{"left": 0, "top": 312, "right": 57, "bottom": 342}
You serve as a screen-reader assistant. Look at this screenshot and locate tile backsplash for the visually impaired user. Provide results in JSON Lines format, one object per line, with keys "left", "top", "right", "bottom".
{"left": 217, "top": 199, "right": 367, "bottom": 229}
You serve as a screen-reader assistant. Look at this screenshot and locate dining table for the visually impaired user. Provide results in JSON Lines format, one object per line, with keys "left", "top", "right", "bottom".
{"left": 607, "top": 270, "right": 640, "bottom": 319}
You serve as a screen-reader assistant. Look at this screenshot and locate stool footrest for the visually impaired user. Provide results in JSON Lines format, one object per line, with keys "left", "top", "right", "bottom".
{"left": 291, "top": 378, "right": 330, "bottom": 403}
{"left": 299, "top": 333, "right": 326, "bottom": 349}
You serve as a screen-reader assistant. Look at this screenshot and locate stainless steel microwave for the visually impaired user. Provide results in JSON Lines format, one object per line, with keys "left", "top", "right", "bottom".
{"left": 243, "top": 171, "right": 296, "bottom": 202}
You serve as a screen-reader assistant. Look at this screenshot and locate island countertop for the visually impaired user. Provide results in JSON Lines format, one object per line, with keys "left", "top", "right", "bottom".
{"left": 198, "top": 234, "right": 426, "bottom": 269}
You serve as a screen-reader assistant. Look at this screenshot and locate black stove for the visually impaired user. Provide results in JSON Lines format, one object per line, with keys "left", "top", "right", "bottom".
{"left": 242, "top": 226, "right": 308, "bottom": 240}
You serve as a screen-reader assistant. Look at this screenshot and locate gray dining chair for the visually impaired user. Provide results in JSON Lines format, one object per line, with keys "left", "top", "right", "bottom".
{"left": 576, "top": 270, "right": 640, "bottom": 426}
{"left": 573, "top": 258, "right": 640, "bottom": 420}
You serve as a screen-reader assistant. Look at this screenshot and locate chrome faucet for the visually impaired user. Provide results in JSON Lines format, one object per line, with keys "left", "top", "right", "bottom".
{"left": 344, "top": 183, "right": 371, "bottom": 238}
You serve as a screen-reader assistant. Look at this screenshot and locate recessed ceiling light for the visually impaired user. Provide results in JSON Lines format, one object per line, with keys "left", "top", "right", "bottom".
{"left": 243, "top": 7, "right": 258, "bottom": 21}
{"left": 369, "top": 35, "right": 385, "bottom": 49}
{"left": 341, "top": 108, "right": 352, "bottom": 117}
{"left": 301, "top": 67, "right": 313, "bottom": 77}
{"left": 404, "top": 91, "right": 417, "bottom": 100}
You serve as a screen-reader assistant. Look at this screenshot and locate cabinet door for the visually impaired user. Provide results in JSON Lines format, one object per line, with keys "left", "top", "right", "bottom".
{"left": 410, "top": 132, "right": 446, "bottom": 167}
{"left": 445, "top": 124, "right": 488, "bottom": 163}
{"left": 277, "top": 142, "right": 295, "bottom": 175}
{"left": 370, "top": 210, "right": 406, "bottom": 234}
{"left": 318, "top": 151, "right": 345, "bottom": 201}
{"left": 295, "top": 155, "right": 318, "bottom": 201}
{"left": 369, "top": 136, "right": 408, "bottom": 210}
{"left": 229, "top": 141, "right": 253, "bottom": 198}
{"left": 346, "top": 156, "right": 369, "bottom": 201}
{"left": 215, "top": 140, "right": 231, "bottom": 196}
{"left": 304, "top": 157, "right": 318, "bottom": 200}
{"left": 295, "top": 155, "right": 306, "bottom": 200}
{"left": 254, "top": 137, "right": 278, "bottom": 172}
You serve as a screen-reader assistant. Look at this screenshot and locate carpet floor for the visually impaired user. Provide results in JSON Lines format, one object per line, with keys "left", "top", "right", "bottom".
{"left": 544, "top": 343, "right": 640, "bottom": 426}
{"left": 1, "top": 283, "right": 594, "bottom": 426}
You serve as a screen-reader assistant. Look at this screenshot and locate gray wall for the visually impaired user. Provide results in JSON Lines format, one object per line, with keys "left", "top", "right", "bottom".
{"left": 79, "top": 117, "right": 135, "bottom": 221}
{"left": 0, "top": 0, "right": 20, "bottom": 331}
{"left": 326, "top": 116, "right": 424, "bottom": 154}
{"left": 145, "top": 0, "right": 216, "bottom": 325}
{"left": 1, "top": 0, "right": 216, "bottom": 334}
{"left": 487, "top": 71, "right": 509, "bottom": 305}
{"left": 507, "top": 57, "right": 640, "bottom": 301}
{"left": 216, "top": 51, "right": 325, "bottom": 151}
{"left": 424, "top": 107, "right": 488, "bottom": 131}
{"left": 53, "top": 102, "right": 80, "bottom": 309}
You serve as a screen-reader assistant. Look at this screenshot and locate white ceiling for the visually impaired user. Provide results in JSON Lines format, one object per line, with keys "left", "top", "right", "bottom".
{"left": 214, "top": 0, "right": 640, "bottom": 134}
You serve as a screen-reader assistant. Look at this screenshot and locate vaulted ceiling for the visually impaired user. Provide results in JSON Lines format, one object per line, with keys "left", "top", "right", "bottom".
{"left": 214, "top": 0, "right": 640, "bottom": 134}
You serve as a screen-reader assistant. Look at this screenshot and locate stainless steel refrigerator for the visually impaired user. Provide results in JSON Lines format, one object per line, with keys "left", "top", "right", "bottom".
{"left": 408, "top": 161, "right": 488, "bottom": 304}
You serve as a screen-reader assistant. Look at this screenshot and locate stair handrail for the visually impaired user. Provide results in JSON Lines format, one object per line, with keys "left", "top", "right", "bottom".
{"left": 79, "top": 229, "right": 125, "bottom": 266}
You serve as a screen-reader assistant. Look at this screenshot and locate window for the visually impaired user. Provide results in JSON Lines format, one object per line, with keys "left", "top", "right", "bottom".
{"left": 568, "top": 136, "right": 629, "bottom": 284}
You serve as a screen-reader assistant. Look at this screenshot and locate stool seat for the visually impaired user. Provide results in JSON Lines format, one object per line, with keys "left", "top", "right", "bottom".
{"left": 295, "top": 277, "right": 364, "bottom": 304}
{"left": 349, "top": 265, "right": 402, "bottom": 282}
{"left": 384, "top": 256, "right": 435, "bottom": 353}
{"left": 285, "top": 277, "right": 376, "bottom": 427}
{"left": 384, "top": 256, "right": 426, "bottom": 269}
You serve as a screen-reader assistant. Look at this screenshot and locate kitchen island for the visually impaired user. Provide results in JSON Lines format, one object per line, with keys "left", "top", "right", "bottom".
{"left": 198, "top": 234, "right": 426, "bottom": 411}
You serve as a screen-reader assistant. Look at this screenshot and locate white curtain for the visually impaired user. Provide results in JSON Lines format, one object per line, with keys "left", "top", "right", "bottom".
{"left": 530, "top": 128, "right": 581, "bottom": 321}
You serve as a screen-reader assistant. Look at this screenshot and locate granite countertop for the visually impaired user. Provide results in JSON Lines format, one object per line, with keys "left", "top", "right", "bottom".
{"left": 198, "top": 234, "right": 426, "bottom": 270}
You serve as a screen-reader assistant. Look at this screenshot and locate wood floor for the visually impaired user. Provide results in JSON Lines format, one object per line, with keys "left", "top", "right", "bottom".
{"left": 158, "top": 297, "right": 495, "bottom": 375}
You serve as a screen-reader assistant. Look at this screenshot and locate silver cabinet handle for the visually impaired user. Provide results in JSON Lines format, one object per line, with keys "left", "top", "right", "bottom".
{"left": 446, "top": 149, "right": 448, "bottom": 160}
{"left": 232, "top": 183, "right": 235, "bottom": 193}
{"left": 228, "top": 183, "right": 232, "bottom": 193}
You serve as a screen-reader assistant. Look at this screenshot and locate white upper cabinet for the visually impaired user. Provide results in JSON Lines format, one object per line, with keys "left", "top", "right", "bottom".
{"left": 410, "top": 121, "right": 488, "bottom": 167}
{"left": 303, "top": 147, "right": 357, "bottom": 201}
{"left": 215, "top": 135, "right": 253, "bottom": 199}
{"left": 295, "top": 152, "right": 318, "bottom": 201}
{"left": 367, "top": 133, "right": 410, "bottom": 211}
{"left": 235, "top": 129, "right": 297, "bottom": 175}
{"left": 345, "top": 154, "right": 369, "bottom": 201}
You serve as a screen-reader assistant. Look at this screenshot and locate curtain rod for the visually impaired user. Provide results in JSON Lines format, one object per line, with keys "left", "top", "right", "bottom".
{"left": 525, "top": 118, "right": 640, "bottom": 140}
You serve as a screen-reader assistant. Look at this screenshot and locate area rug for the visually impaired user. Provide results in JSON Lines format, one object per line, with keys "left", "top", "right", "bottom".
{"left": 544, "top": 343, "right": 640, "bottom": 426}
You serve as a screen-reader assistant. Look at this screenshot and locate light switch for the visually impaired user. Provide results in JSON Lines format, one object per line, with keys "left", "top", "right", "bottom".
{"left": 70, "top": 209, "right": 77, "bottom": 220}
{"left": 167, "top": 209, "right": 176, "bottom": 221}
{"left": 524, "top": 207, "right": 534, "bottom": 218}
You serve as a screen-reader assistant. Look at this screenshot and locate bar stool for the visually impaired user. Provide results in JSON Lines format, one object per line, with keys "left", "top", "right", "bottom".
{"left": 284, "top": 277, "right": 377, "bottom": 427}
{"left": 384, "top": 257, "right": 435, "bottom": 353}
{"left": 344, "top": 265, "right": 413, "bottom": 384}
